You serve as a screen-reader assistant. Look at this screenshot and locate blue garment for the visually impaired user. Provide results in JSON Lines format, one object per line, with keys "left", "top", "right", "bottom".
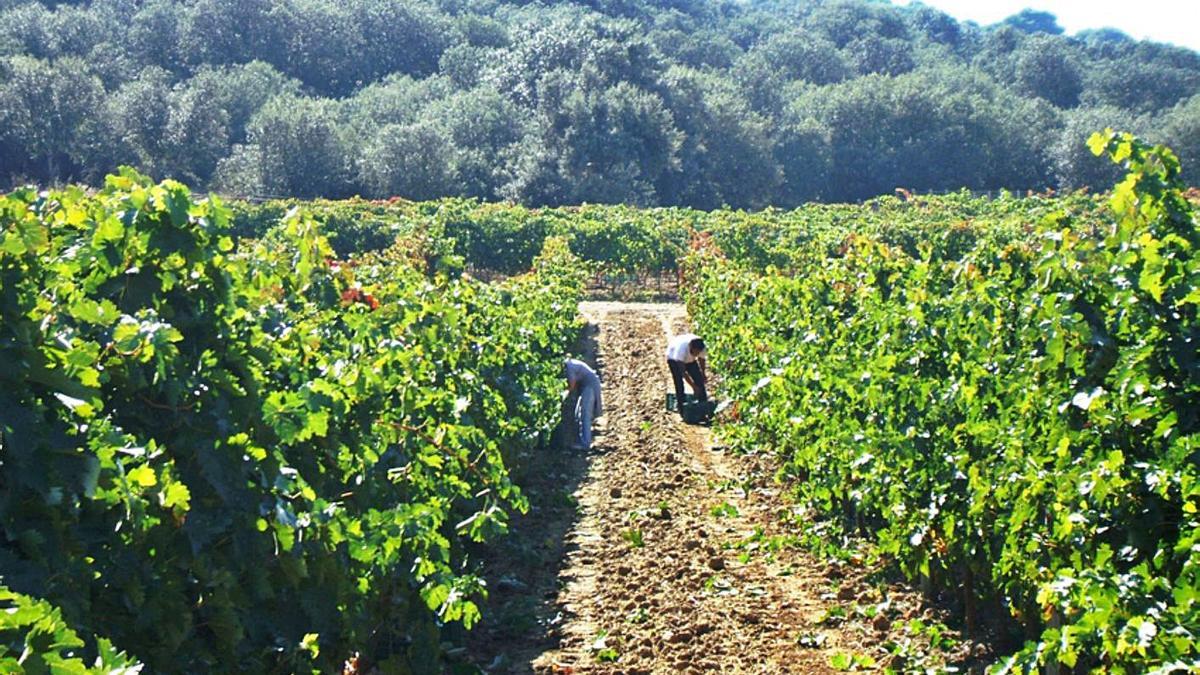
{"left": 565, "top": 358, "right": 602, "bottom": 449}
{"left": 576, "top": 383, "right": 599, "bottom": 449}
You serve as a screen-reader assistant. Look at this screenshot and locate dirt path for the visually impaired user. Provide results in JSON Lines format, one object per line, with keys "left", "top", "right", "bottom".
{"left": 462, "top": 302, "right": 982, "bottom": 674}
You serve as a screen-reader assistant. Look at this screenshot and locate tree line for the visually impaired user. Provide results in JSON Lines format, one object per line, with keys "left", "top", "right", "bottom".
{"left": 1, "top": 0, "right": 1198, "bottom": 207}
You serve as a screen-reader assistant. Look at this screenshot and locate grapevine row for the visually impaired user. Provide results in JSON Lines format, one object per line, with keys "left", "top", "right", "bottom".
{"left": 682, "top": 132, "right": 1199, "bottom": 671}
{"left": 0, "top": 170, "right": 582, "bottom": 671}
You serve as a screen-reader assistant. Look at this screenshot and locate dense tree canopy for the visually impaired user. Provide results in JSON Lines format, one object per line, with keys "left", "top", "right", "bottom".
{"left": 1, "top": 0, "right": 1198, "bottom": 205}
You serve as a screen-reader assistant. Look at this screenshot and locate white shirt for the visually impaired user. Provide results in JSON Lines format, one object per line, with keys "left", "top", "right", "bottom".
{"left": 666, "top": 333, "right": 704, "bottom": 363}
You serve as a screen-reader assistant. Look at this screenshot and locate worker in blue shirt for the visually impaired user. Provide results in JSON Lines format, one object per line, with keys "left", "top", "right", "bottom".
{"left": 564, "top": 358, "right": 602, "bottom": 450}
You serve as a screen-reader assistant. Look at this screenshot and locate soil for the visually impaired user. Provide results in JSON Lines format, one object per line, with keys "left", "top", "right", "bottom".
{"left": 457, "top": 302, "right": 993, "bottom": 674}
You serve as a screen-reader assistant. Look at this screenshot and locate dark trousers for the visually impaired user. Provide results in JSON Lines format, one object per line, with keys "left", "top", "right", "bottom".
{"left": 667, "top": 359, "right": 706, "bottom": 409}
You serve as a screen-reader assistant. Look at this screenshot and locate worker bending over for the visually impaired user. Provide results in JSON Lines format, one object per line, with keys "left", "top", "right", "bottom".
{"left": 564, "top": 358, "right": 602, "bottom": 450}
{"left": 666, "top": 333, "right": 706, "bottom": 416}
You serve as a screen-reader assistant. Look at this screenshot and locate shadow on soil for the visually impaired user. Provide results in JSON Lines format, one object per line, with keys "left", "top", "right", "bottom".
{"left": 443, "top": 321, "right": 603, "bottom": 673}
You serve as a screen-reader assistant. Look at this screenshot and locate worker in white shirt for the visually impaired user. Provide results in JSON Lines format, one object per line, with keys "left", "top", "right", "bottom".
{"left": 665, "top": 333, "right": 707, "bottom": 415}
{"left": 564, "top": 358, "right": 602, "bottom": 450}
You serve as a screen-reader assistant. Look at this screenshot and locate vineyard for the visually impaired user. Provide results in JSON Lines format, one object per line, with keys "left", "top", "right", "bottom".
{"left": 685, "top": 133, "right": 1200, "bottom": 672}
{"left": 0, "top": 132, "right": 1196, "bottom": 673}
{"left": 0, "top": 171, "right": 582, "bottom": 672}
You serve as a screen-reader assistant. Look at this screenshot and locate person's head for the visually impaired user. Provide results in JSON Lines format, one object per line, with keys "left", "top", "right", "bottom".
{"left": 689, "top": 338, "right": 706, "bottom": 357}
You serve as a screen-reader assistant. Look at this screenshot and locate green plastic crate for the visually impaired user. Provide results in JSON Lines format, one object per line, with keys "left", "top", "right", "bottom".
{"left": 666, "top": 393, "right": 716, "bottom": 424}
{"left": 665, "top": 392, "right": 693, "bottom": 411}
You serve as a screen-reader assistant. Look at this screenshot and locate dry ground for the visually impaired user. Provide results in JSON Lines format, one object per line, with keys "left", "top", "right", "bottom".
{"left": 460, "top": 302, "right": 988, "bottom": 674}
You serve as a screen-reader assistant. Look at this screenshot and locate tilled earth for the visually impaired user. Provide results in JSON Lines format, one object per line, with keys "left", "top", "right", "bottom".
{"left": 461, "top": 302, "right": 990, "bottom": 674}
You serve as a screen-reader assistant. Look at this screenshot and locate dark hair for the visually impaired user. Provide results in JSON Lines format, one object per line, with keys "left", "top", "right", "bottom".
{"left": 689, "top": 338, "right": 706, "bottom": 353}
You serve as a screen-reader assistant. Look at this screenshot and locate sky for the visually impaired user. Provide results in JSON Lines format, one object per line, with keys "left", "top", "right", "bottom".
{"left": 892, "top": 0, "right": 1200, "bottom": 52}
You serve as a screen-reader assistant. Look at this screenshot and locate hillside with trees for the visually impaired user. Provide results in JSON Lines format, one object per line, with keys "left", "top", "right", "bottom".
{"left": 1, "top": 0, "right": 1198, "bottom": 206}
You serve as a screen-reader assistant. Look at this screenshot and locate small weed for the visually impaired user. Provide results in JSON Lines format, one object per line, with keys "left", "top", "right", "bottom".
{"left": 709, "top": 478, "right": 735, "bottom": 492}
{"left": 626, "top": 607, "right": 650, "bottom": 624}
{"left": 702, "top": 575, "right": 735, "bottom": 595}
{"left": 710, "top": 501, "right": 739, "bottom": 518}
{"left": 735, "top": 527, "right": 798, "bottom": 562}
{"left": 851, "top": 602, "right": 879, "bottom": 619}
{"left": 906, "top": 618, "right": 957, "bottom": 651}
{"left": 882, "top": 619, "right": 959, "bottom": 673}
{"left": 818, "top": 606, "right": 848, "bottom": 626}
{"left": 590, "top": 630, "right": 620, "bottom": 663}
{"left": 829, "top": 651, "right": 876, "bottom": 671}
{"left": 620, "top": 528, "right": 644, "bottom": 548}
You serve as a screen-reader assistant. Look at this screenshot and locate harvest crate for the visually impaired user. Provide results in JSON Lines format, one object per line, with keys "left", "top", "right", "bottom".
{"left": 666, "top": 392, "right": 716, "bottom": 424}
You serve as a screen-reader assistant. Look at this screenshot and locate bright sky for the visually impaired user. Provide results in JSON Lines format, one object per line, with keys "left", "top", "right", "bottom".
{"left": 893, "top": 0, "right": 1200, "bottom": 52}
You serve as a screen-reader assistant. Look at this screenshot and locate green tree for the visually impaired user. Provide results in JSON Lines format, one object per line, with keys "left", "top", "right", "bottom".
{"left": 124, "top": 0, "right": 186, "bottom": 74}
{"left": 1083, "top": 59, "right": 1200, "bottom": 114}
{"left": 648, "top": 25, "right": 741, "bottom": 70}
{"left": 89, "top": 66, "right": 172, "bottom": 179}
{"left": 789, "top": 70, "right": 1056, "bottom": 201}
{"left": 0, "top": 55, "right": 105, "bottom": 182}
{"left": 1000, "top": 8, "right": 1063, "bottom": 35}
{"left": 359, "top": 120, "right": 458, "bottom": 199}
{"left": 485, "top": 7, "right": 663, "bottom": 109}
{"left": 344, "top": 74, "right": 453, "bottom": 133}
{"left": 843, "top": 33, "right": 915, "bottom": 76}
{"left": 185, "top": 61, "right": 302, "bottom": 144}
{"left": 803, "top": 0, "right": 911, "bottom": 49}
{"left": 178, "top": 0, "right": 281, "bottom": 69}
{"left": 0, "top": 3, "right": 58, "bottom": 59}
{"left": 216, "top": 95, "right": 351, "bottom": 198}
{"left": 1013, "top": 34, "right": 1084, "bottom": 108}
{"left": 349, "top": 0, "right": 459, "bottom": 84}
{"left": 1048, "top": 105, "right": 1148, "bottom": 190}
{"left": 904, "top": 4, "right": 964, "bottom": 50}
{"left": 1158, "top": 94, "right": 1200, "bottom": 186}
{"left": 659, "top": 66, "right": 780, "bottom": 209}
{"left": 272, "top": 0, "right": 367, "bottom": 96}
{"left": 517, "top": 77, "right": 682, "bottom": 205}
{"left": 732, "top": 30, "right": 850, "bottom": 112}
{"left": 161, "top": 75, "right": 231, "bottom": 184}
{"left": 429, "top": 86, "right": 533, "bottom": 200}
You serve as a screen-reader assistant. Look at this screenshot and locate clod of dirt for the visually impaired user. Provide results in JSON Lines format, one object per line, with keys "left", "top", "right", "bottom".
{"left": 837, "top": 585, "right": 857, "bottom": 601}
{"left": 609, "top": 488, "right": 622, "bottom": 499}
{"left": 707, "top": 557, "right": 725, "bottom": 571}
{"left": 739, "top": 612, "right": 761, "bottom": 625}
{"left": 873, "top": 614, "right": 892, "bottom": 632}
{"left": 666, "top": 630, "right": 692, "bottom": 644}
